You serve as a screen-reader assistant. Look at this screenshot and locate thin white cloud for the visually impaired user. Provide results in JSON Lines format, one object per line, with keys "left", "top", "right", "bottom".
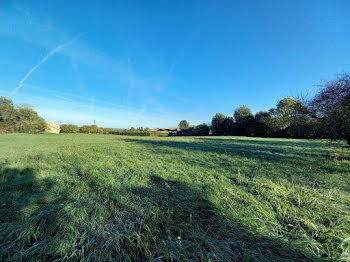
{"left": 1, "top": 6, "right": 201, "bottom": 126}
{"left": 2, "top": 8, "right": 168, "bottom": 97}
{"left": 10, "top": 34, "right": 82, "bottom": 97}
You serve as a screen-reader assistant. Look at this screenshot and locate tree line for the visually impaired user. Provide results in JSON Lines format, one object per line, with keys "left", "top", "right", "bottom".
{"left": 177, "top": 73, "right": 350, "bottom": 145}
{"left": 60, "top": 124, "right": 151, "bottom": 135}
{"left": 0, "top": 98, "right": 152, "bottom": 136}
{"left": 1, "top": 73, "right": 348, "bottom": 145}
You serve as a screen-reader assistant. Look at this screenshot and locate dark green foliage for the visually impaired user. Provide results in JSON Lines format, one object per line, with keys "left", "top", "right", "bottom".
{"left": 254, "top": 111, "right": 271, "bottom": 137}
{"left": 221, "top": 117, "right": 236, "bottom": 135}
{"left": 310, "top": 73, "right": 350, "bottom": 145}
{"left": 234, "top": 106, "right": 255, "bottom": 136}
{"left": 173, "top": 73, "right": 349, "bottom": 142}
{"left": 60, "top": 124, "right": 79, "bottom": 133}
{"left": 178, "top": 123, "right": 210, "bottom": 136}
{"left": 100, "top": 127, "right": 121, "bottom": 134}
{"left": 0, "top": 97, "right": 46, "bottom": 134}
{"left": 108, "top": 130, "right": 150, "bottom": 136}
{"left": 101, "top": 128, "right": 151, "bottom": 136}
{"left": 267, "top": 98, "right": 307, "bottom": 133}
{"left": 211, "top": 113, "right": 226, "bottom": 135}
{"left": 194, "top": 123, "right": 210, "bottom": 136}
{"left": 207, "top": 101, "right": 314, "bottom": 139}
{"left": 79, "top": 125, "right": 102, "bottom": 134}
{"left": 179, "top": 120, "right": 190, "bottom": 130}
{"left": 178, "top": 126, "right": 195, "bottom": 136}
{"left": 234, "top": 105, "right": 253, "bottom": 122}
{"left": 0, "top": 97, "right": 19, "bottom": 133}
{"left": 209, "top": 115, "right": 235, "bottom": 136}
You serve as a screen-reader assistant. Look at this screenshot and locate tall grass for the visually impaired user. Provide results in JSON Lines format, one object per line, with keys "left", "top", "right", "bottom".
{"left": 0, "top": 134, "right": 349, "bottom": 261}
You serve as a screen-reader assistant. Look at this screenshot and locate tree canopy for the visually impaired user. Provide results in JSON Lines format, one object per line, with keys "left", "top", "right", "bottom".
{"left": 179, "top": 120, "right": 190, "bottom": 130}
{"left": 310, "top": 73, "right": 350, "bottom": 145}
{"left": 0, "top": 97, "right": 46, "bottom": 134}
{"left": 234, "top": 106, "right": 253, "bottom": 123}
{"left": 211, "top": 113, "right": 225, "bottom": 135}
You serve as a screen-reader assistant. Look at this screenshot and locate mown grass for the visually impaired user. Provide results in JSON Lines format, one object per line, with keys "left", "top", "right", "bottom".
{"left": 1, "top": 133, "right": 349, "bottom": 261}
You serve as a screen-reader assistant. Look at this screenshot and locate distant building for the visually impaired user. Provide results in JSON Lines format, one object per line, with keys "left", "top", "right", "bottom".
{"left": 46, "top": 121, "right": 60, "bottom": 133}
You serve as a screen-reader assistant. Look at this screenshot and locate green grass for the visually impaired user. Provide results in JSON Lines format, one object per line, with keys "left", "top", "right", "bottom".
{"left": 1, "top": 134, "right": 350, "bottom": 261}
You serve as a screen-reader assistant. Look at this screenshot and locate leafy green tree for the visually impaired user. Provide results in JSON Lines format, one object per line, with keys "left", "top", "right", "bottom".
{"left": 211, "top": 113, "right": 225, "bottom": 135}
{"left": 194, "top": 123, "right": 210, "bottom": 136}
{"left": 178, "top": 127, "right": 195, "bottom": 136}
{"left": 0, "top": 99, "right": 46, "bottom": 134}
{"left": 310, "top": 73, "right": 350, "bottom": 145}
{"left": 222, "top": 117, "right": 235, "bottom": 136}
{"left": 254, "top": 111, "right": 271, "bottom": 137}
{"left": 0, "top": 97, "right": 18, "bottom": 132}
{"left": 177, "top": 123, "right": 209, "bottom": 136}
{"left": 234, "top": 106, "right": 252, "bottom": 122}
{"left": 179, "top": 120, "right": 189, "bottom": 130}
{"left": 17, "top": 107, "right": 39, "bottom": 120}
{"left": 234, "top": 106, "right": 255, "bottom": 136}
{"left": 267, "top": 98, "right": 308, "bottom": 137}
{"left": 16, "top": 106, "right": 47, "bottom": 133}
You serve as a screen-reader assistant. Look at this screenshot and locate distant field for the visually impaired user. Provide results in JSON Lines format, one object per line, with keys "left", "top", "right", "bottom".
{"left": 1, "top": 134, "right": 350, "bottom": 261}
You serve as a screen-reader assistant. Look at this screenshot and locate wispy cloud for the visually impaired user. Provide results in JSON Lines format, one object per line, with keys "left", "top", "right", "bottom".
{"left": 1, "top": 5, "right": 199, "bottom": 127}
{"left": 10, "top": 34, "right": 82, "bottom": 97}
{"left": 2, "top": 7, "right": 167, "bottom": 98}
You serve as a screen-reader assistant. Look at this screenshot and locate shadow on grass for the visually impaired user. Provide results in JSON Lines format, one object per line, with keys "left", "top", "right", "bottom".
{"left": 0, "top": 166, "right": 323, "bottom": 261}
{"left": 0, "top": 166, "right": 69, "bottom": 261}
{"left": 122, "top": 136, "right": 350, "bottom": 197}
{"left": 198, "top": 137, "right": 348, "bottom": 150}
{"left": 0, "top": 167, "right": 55, "bottom": 222}
{"left": 122, "top": 137, "right": 338, "bottom": 166}
{"left": 126, "top": 175, "right": 320, "bottom": 261}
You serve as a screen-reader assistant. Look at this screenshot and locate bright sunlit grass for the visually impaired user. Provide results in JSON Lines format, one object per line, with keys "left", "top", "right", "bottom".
{"left": 1, "top": 133, "right": 349, "bottom": 261}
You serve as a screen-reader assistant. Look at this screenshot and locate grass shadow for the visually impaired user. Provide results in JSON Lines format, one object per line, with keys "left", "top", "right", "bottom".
{"left": 198, "top": 137, "right": 348, "bottom": 150}
{"left": 0, "top": 166, "right": 72, "bottom": 261}
{"left": 122, "top": 137, "right": 349, "bottom": 172}
{"left": 0, "top": 158, "right": 334, "bottom": 261}
{"left": 126, "top": 175, "right": 321, "bottom": 261}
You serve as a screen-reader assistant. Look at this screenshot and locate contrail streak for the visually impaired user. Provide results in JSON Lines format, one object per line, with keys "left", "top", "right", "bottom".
{"left": 11, "top": 34, "right": 82, "bottom": 97}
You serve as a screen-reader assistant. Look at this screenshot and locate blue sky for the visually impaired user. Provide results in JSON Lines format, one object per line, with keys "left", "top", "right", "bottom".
{"left": 1, "top": 0, "right": 349, "bottom": 128}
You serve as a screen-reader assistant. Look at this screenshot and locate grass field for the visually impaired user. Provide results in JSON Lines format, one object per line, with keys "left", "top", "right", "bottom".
{"left": 1, "top": 134, "right": 350, "bottom": 261}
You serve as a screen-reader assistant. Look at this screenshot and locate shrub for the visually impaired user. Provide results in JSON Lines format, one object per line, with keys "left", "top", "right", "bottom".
{"left": 108, "top": 130, "right": 150, "bottom": 136}
{"left": 177, "top": 123, "right": 210, "bottom": 136}
{"left": 194, "top": 123, "right": 210, "bottom": 136}
{"left": 60, "top": 124, "right": 79, "bottom": 133}
{"left": 79, "top": 125, "right": 103, "bottom": 134}
{"left": 0, "top": 98, "right": 46, "bottom": 134}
